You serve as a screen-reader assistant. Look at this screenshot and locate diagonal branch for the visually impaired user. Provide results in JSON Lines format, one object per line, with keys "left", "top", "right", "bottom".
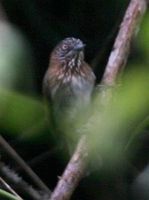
{"left": 0, "top": 135, "right": 51, "bottom": 195}
{"left": 0, "top": 162, "right": 50, "bottom": 200}
{"left": 101, "top": 0, "right": 147, "bottom": 86}
{"left": 50, "top": 1, "right": 148, "bottom": 200}
{"left": 0, "top": 176, "right": 23, "bottom": 200}
{"left": 50, "top": 136, "right": 87, "bottom": 200}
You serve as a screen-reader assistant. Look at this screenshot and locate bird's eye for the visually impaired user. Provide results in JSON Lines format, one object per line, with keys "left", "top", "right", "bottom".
{"left": 63, "top": 44, "right": 67, "bottom": 50}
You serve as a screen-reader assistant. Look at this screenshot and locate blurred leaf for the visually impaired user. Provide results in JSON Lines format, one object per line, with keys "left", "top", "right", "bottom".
{"left": 68, "top": 67, "right": 149, "bottom": 167}
{"left": 0, "top": 189, "right": 20, "bottom": 200}
{"left": 138, "top": 13, "right": 149, "bottom": 56}
{"left": 0, "top": 88, "right": 46, "bottom": 137}
{"left": 0, "top": 22, "right": 34, "bottom": 91}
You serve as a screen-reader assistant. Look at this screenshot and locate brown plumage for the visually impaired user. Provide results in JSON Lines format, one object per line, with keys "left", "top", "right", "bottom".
{"left": 43, "top": 37, "right": 95, "bottom": 141}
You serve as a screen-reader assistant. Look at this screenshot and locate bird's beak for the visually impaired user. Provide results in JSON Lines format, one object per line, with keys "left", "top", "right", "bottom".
{"left": 74, "top": 43, "right": 86, "bottom": 51}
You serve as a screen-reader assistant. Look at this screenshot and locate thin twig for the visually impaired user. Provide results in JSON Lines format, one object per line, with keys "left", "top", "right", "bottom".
{"left": 0, "top": 189, "right": 21, "bottom": 200}
{"left": 0, "top": 176, "right": 23, "bottom": 200}
{"left": 0, "top": 3, "right": 50, "bottom": 197}
{"left": 0, "top": 135, "right": 51, "bottom": 195}
{"left": 50, "top": 0, "right": 147, "bottom": 200}
{"left": 0, "top": 162, "right": 50, "bottom": 200}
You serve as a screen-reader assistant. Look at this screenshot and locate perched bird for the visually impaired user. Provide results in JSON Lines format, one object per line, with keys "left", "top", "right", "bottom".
{"left": 43, "top": 37, "right": 95, "bottom": 144}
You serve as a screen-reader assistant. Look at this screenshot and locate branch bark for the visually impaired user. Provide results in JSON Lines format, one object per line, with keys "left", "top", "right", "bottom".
{"left": 50, "top": 0, "right": 147, "bottom": 199}
{"left": 0, "top": 135, "right": 51, "bottom": 195}
{"left": 102, "top": 0, "right": 147, "bottom": 86}
{"left": 50, "top": 136, "right": 87, "bottom": 200}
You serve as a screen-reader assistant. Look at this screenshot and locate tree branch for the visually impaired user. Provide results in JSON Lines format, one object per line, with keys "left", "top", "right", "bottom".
{"left": 50, "top": 0, "right": 148, "bottom": 199}
{"left": 101, "top": 0, "right": 147, "bottom": 86}
{"left": 0, "top": 135, "right": 51, "bottom": 195}
{"left": 0, "top": 176, "right": 23, "bottom": 200}
{"left": 0, "top": 162, "right": 50, "bottom": 200}
{"left": 50, "top": 136, "right": 87, "bottom": 200}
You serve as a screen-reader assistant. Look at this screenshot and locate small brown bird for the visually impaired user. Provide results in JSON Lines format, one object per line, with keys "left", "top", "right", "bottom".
{"left": 43, "top": 37, "right": 95, "bottom": 140}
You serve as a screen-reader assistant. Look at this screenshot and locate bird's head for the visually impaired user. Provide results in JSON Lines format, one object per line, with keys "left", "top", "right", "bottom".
{"left": 51, "top": 37, "right": 85, "bottom": 68}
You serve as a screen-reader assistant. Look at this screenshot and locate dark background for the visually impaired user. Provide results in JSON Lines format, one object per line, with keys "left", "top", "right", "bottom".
{"left": 2, "top": 0, "right": 129, "bottom": 91}
{"left": 0, "top": 1, "right": 149, "bottom": 200}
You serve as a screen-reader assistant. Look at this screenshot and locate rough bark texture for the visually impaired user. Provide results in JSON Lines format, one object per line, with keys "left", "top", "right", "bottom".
{"left": 50, "top": 136, "right": 87, "bottom": 200}
{"left": 102, "top": 0, "right": 147, "bottom": 86}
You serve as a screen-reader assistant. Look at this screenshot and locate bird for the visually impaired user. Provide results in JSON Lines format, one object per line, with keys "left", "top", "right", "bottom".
{"left": 43, "top": 37, "right": 95, "bottom": 147}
